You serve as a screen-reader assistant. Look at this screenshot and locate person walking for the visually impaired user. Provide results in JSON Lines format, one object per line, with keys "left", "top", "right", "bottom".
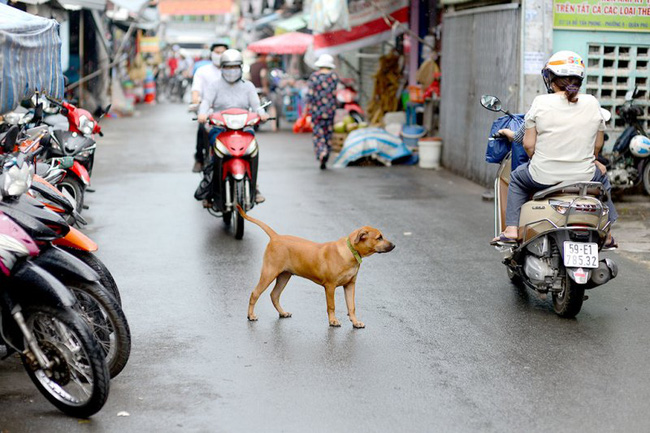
{"left": 306, "top": 54, "right": 339, "bottom": 169}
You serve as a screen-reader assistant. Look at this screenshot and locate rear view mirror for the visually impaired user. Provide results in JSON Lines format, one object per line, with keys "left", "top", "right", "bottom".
{"left": 480, "top": 95, "right": 502, "bottom": 112}
{"left": 1, "top": 125, "right": 20, "bottom": 153}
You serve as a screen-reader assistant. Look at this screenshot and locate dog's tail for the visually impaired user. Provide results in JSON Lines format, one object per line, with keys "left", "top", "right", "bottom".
{"left": 236, "top": 205, "right": 278, "bottom": 238}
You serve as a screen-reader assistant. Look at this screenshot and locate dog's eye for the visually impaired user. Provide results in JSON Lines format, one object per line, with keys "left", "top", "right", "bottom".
{"left": 377, "top": 235, "right": 383, "bottom": 241}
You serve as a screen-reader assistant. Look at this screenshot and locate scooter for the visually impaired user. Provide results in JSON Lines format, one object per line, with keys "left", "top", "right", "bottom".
{"left": 0, "top": 207, "right": 110, "bottom": 418}
{"left": 598, "top": 87, "right": 650, "bottom": 195}
{"left": 202, "top": 107, "right": 268, "bottom": 239}
{"left": 481, "top": 95, "right": 618, "bottom": 318}
{"left": 0, "top": 143, "right": 129, "bottom": 378}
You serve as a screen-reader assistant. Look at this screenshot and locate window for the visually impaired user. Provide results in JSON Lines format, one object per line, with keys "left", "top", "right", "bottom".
{"left": 585, "top": 44, "right": 649, "bottom": 134}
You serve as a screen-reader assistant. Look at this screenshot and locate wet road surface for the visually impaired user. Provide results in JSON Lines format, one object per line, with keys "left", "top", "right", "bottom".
{"left": 1, "top": 103, "right": 650, "bottom": 432}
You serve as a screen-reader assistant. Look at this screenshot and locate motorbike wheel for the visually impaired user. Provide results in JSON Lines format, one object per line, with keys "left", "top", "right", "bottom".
{"left": 552, "top": 275, "right": 585, "bottom": 318}
{"left": 506, "top": 267, "right": 522, "bottom": 287}
{"left": 642, "top": 162, "right": 650, "bottom": 196}
{"left": 59, "top": 176, "right": 85, "bottom": 214}
{"left": 232, "top": 180, "right": 245, "bottom": 240}
{"left": 68, "top": 281, "right": 131, "bottom": 379}
{"left": 62, "top": 248, "right": 122, "bottom": 306}
{"left": 21, "top": 305, "right": 110, "bottom": 418}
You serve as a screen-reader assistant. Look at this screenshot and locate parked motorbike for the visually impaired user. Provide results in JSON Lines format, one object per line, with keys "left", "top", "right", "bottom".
{"left": 481, "top": 95, "right": 618, "bottom": 318}
{"left": 0, "top": 193, "right": 109, "bottom": 417}
{"left": 0, "top": 143, "right": 130, "bottom": 378}
{"left": 598, "top": 87, "right": 650, "bottom": 195}
{"left": 41, "top": 94, "right": 110, "bottom": 211}
{"left": 336, "top": 78, "right": 365, "bottom": 123}
{"left": 202, "top": 107, "right": 268, "bottom": 239}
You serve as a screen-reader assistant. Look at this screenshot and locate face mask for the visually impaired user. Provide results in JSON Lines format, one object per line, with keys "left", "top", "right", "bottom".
{"left": 222, "top": 68, "right": 242, "bottom": 83}
{"left": 211, "top": 52, "right": 221, "bottom": 67}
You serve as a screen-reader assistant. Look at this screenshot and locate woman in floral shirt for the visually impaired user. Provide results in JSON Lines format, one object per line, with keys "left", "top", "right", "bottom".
{"left": 306, "top": 54, "right": 339, "bottom": 169}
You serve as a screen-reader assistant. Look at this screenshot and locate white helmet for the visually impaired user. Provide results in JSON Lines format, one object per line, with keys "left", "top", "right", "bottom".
{"left": 542, "top": 51, "right": 585, "bottom": 93}
{"left": 630, "top": 135, "right": 650, "bottom": 158}
{"left": 220, "top": 49, "right": 243, "bottom": 83}
{"left": 220, "top": 49, "right": 243, "bottom": 68}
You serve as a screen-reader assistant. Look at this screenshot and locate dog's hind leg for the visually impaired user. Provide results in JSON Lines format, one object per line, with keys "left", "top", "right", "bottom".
{"left": 248, "top": 267, "right": 280, "bottom": 321}
{"left": 270, "top": 271, "right": 292, "bottom": 318}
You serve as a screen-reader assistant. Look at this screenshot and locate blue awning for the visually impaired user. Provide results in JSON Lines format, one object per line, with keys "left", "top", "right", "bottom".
{"left": 0, "top": 4, "right": 64, "bottom": 114}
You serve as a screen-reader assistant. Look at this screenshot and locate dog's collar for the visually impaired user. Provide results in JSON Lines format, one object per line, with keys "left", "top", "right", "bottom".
{"left": 347, "top": 237, "right": 362, "bottom": 265}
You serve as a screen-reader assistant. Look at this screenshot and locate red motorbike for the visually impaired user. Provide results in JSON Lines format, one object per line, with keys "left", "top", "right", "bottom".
{"left": 204, "top": 108, "right": 264, "bottom": 239}
{"left": 336, "top": 78, "right": 365, "bottom": 123}
{"left": 43, "top": 95, "right": 109, "bottom": 211}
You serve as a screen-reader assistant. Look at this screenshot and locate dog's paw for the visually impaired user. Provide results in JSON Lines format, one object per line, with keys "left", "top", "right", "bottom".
{"left": 247, "top": 314, "right": 258, "bottom": 321}
{"left": 279, "top": 312, "right": 292, "bottom": 318}
{"left": 352, "top": 321, "right": 365, "bottom": 329}
{"left": 329, "top": 318, "right": 341, "bottom": 327}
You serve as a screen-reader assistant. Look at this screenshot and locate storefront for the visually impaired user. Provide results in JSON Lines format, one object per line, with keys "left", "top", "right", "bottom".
{"left": 552, "top": 0, "right": 650, "bottom": 143}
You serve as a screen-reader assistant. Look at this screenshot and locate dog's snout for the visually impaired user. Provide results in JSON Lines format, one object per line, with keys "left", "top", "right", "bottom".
{"left": 386, "top": 242, "right": 395, "bottom": 252}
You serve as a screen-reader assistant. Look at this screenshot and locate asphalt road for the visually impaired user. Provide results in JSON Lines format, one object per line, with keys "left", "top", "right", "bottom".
{"left": 1, "top": 103, "right": 649, "bottom": 432}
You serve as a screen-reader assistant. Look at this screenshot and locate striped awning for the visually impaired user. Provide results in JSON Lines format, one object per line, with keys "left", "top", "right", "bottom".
{"left": 0, "top": 4, "right": 64, "bottom": 114}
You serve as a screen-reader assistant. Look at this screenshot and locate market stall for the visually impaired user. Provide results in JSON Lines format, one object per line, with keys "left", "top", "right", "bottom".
{"left": 247, "top": 32, "right": 313, "bottom": 55}
{"left": 0, "top": 4, "right": 64, "bottom": 114}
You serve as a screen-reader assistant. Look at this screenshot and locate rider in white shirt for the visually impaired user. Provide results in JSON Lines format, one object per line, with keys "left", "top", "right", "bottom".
{"left": 190, "top": 42, "right": 228, "bottom": 173}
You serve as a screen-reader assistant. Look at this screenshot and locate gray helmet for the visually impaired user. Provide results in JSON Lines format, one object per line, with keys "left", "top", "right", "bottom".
{"left": 220, "top": 49, "right": 243, "bottom": 68}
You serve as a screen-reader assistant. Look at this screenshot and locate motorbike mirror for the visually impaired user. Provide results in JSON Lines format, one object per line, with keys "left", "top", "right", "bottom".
{"left": 99, "top": 104, "right": 111, "bottom": 119}
{"left": 480, "top": 95, "right": 502, "bottom": 112}
{"left": 1, "top": 125, "right": 20, "bottom": 153}
{"left": 32, "top": 103, "right": 43, "bottom": 124}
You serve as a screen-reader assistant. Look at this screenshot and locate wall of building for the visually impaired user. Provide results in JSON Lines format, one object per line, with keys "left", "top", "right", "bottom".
{"left": 439, "top": 4, "right": 520, "bottom": 187}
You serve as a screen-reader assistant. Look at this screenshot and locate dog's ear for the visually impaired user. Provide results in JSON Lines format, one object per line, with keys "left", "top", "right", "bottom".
{"left": 354, "top": 229, "right": 368, "bottom": 244}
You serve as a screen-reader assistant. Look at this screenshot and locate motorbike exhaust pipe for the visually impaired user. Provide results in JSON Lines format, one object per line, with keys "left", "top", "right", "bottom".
{"left": 590, "top": 258, "right": 618, "bottom": 286}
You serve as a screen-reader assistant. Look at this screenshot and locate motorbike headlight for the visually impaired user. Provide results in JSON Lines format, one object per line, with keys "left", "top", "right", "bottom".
{"left": 78, "top": 115, "right": 95, "bottom": 136}
{"left": 1, "top": 162, "right": 33, "bottom": 197}
{"left": 222, "top": 113, "right": 248, "bottom": 130}
{"left": 214, "top": 139, "right": 231, "bottom": 157}
{"left": 244, "top": 139, "right": 258, "bottom": 157}
{"left": 549, "top": 199, "right": 570, "bottom": 215}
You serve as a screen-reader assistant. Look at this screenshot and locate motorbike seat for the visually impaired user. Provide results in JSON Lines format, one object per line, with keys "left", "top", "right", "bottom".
{"left": 532, "top": 181, "right": 606, "bottom": 200}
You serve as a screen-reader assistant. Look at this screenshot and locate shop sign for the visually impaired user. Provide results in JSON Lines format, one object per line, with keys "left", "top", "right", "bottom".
{"left": 553, "top": 0, "right": 650, "bottom": 32}
{"left": 140, "top": 36, "right": 160, "bottom": 53}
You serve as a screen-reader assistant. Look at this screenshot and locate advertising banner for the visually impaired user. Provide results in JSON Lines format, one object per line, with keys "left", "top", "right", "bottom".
{"left": 553, "top": 0, "right": 650, "bottom": 32}
{"left": 313, "top": 0, "right": 409, "bottom": 56}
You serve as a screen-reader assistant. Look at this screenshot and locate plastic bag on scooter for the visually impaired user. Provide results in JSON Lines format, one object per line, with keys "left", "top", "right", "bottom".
{"left": 485, "top": 114, "right": 524, "bottom": 164}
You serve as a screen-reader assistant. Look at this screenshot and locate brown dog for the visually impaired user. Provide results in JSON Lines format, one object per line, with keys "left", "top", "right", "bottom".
{"left": 237, "top": 206, "right": 395, "bottom": 328}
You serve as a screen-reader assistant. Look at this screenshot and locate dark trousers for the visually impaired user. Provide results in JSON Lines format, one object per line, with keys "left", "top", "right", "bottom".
{"left": 195, "top": 123, "right": 209, "bottom": 163}
{"left": 505, "top": 163, "right": 618, "bottom": 226}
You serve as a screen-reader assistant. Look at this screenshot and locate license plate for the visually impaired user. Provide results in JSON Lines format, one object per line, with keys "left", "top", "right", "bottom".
{"left": 563, "top": 241, "right": 599, "bottom": 269}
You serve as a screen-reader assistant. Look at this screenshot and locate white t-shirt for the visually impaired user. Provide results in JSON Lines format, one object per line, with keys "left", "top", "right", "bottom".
{"left": 525, "top": 93, "right": 605, "bottom": 185}
{"left": 191, "top": 64, "right": 221, "bottom": 96}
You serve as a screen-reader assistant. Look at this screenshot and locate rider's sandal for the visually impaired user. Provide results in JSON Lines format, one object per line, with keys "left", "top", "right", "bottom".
{"left": 490, "top": 233, "right": 518, "bottom": 246}
{"left": 602, "top": 236, "right": 618, "bottom": 251}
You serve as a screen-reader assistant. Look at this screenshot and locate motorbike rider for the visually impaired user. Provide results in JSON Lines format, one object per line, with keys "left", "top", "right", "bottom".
{"left": 492, "top": 50, "right": 618, "bottom": 248}
{"left": 196, "top": 49, "right": 268, "bottom": 208}
{"left": 190, "top": 42, "right": 229, "bottom": 173}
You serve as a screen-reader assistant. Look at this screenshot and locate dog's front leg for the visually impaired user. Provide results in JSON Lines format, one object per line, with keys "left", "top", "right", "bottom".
{"left": 324, "top": 285, "right": 340, "bottom": 327}
{"left": 344, "top": 281, "right": 364, "bottom": 328}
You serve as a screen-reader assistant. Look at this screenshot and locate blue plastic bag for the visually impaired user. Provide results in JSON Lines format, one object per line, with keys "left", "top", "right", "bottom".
{"left": 485, "top": 114, "right": 528, "bottom": 170}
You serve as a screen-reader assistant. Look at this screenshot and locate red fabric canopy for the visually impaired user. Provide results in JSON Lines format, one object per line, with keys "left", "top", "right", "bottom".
{"left": 248, "top": 32, "right": 313, "bottom": 55}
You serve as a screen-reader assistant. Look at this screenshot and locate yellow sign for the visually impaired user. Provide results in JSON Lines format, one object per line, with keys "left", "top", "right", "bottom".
{"left": 553, "top": 0, "right": 650, "bottom": 32}
{"left": 140, "top": 37, "right": 160, "bottom": 53}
